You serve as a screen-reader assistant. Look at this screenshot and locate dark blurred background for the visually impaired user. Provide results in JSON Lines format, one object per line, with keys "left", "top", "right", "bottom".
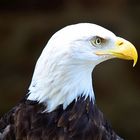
{"left": 0, "top": 0, "right": 140, "bottom": 139}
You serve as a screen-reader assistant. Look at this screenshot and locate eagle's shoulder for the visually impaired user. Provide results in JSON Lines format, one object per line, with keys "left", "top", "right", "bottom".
{"left": 0, "top": 95, "right": 44, "bottom": 140}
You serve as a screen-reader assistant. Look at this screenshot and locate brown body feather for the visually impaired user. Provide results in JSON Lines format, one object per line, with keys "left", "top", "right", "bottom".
{"left": 0, "top": 96, "right": 123, "bottom": 140}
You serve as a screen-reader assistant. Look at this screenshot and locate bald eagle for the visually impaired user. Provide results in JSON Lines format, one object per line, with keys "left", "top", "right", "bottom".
{"left": 0, "top": 23, "right": 138, "bottom": 140}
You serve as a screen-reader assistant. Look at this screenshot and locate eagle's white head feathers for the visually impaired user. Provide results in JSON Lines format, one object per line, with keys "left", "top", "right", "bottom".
{"left": 28, "top": 23, "right": 137, "bottom": 112}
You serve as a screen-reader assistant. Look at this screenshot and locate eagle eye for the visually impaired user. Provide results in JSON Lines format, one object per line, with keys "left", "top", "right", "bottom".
{"left": 95, "top": 37, "right": 102, "bottom": 45}
{"left": 91, "top": 36, "right": 104, "bottom": 47}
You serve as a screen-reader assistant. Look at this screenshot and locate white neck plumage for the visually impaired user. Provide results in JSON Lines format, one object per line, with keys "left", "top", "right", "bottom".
{"left": 28, "top": 55, "right": 95, "bottom": 112}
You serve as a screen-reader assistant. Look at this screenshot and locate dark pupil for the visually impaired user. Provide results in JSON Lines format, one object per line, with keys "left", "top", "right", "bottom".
{"left": 96, "top": 38, "right": 100, "bottom": 44}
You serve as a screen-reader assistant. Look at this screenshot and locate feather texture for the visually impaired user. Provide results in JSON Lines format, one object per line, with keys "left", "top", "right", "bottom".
{"left": 0, "top": 96, "right": 123, "bottom": 140}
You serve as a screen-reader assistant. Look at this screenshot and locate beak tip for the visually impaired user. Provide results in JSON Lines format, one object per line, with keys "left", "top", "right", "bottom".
{"left": 133, "top": 63, "right": 136, "bottom": 67}
{"left": 133, "top": 51, "right": 138, "bottom": 67}
{"left": 133, "top": 59, "right": 138, "bottom": 67}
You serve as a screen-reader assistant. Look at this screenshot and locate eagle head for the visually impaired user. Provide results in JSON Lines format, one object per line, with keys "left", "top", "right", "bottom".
{"left": 28, "top": 23, "right": 138, "bottom": 112}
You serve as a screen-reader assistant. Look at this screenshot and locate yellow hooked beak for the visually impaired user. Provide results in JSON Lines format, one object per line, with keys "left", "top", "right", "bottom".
{"left": 96, "top": 37, "right": 138, "bottom": 67}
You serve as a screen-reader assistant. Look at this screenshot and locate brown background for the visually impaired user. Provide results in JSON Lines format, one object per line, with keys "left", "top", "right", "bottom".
{"left": 0, "top": 0, "right": 140, "bottom": 139}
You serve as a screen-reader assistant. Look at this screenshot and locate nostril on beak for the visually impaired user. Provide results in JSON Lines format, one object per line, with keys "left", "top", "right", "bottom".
{"left": 118, "top": 42, "right": 123, "bottom": 46}
{"left": 115, "top": 39, "right": 124, "bottom": 47}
